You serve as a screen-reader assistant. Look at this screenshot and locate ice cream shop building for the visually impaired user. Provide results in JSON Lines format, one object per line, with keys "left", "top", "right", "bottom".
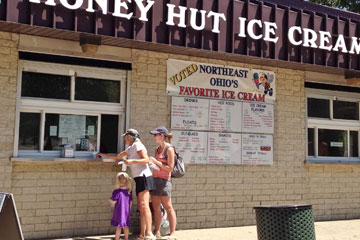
{"left": 1, "top": 0, "right": 360, "bottom": 239}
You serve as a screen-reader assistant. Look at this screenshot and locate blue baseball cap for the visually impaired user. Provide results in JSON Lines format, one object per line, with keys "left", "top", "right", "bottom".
{"left": 150, "top": 126, "right": 168, "bottom": 136}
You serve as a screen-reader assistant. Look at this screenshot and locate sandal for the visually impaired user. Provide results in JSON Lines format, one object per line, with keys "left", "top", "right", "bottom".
{"left": 136, "top": 236, "right": 145, "bottom": 240}
{"left": 154, "top": 235, "right": 162, "bottom": 240}
{"left": 144, "top": 235, "right": 156, "bottom": 240}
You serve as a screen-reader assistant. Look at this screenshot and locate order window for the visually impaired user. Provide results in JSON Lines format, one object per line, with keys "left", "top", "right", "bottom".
{"left": 307, "top": 90, "right": 360, "bottom": 162}
{"left": 14, "top": 61, "right": 127, "bottom": 158}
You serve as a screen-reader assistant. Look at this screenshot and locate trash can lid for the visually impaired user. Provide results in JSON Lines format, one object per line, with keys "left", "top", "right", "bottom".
{"left": 253, "top": 205, "right": 312, "bottom": 210}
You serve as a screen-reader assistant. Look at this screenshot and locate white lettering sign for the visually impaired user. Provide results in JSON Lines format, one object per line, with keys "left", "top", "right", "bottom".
{"left": 28, "top": 0, "right": 360, "bottom": 55}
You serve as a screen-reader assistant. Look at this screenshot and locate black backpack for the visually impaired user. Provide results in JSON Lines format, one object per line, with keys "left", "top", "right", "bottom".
{"left": 164, "top": 144, "right": 185, "bottom": 178}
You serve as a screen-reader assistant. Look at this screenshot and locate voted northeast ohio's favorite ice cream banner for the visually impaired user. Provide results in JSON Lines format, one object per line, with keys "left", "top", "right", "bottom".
{"left": 167, "top": 59, "right": 275, "bottom": 103}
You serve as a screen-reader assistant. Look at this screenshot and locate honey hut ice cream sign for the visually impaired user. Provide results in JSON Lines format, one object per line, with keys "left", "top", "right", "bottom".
{"left": 166, "top": 59, "right": 276, "bottom": 103}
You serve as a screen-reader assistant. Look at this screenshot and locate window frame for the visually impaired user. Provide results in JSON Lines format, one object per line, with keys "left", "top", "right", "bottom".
{"left": 306, "top": 88, "right": 360, "bottom": 163}
{"left": 13, "top": 60, "right": 128, "bottom": 158}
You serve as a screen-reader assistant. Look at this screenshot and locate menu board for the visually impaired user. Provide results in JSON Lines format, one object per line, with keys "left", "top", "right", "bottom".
{"left": 208, "top": 133, "right": 242, "bottom": 164}
{"left": 242, "top": 102, "right": 274, "bottom": 134}
{"left": 172, "top": 131, "right": 208, "bottom": 164}
{"left": 59, "top": 115, "right": 86, "bottom": 146}
{"left": 171, "top": 97, "right": 209, "bottom": 131}
{"left": 170, "top": 96, "right": 275, "bottom": 165}
{"left": 209, "top": 100, "right": 242, "bottom": 132}
{"left": 242, "top": 134, "right": 273, "bottom": 165}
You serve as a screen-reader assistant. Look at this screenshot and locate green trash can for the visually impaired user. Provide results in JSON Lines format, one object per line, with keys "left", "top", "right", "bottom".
{"left": 253, "top": 205, "right": 316, "bottom": 240}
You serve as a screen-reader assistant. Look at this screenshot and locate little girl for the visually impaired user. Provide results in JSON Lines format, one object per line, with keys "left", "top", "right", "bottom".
{"left": 109, "top": 172, "right": 133, "bottom": 240}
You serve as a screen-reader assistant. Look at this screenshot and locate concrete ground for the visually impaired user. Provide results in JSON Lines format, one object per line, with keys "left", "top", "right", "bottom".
{"left": 50, "top": 219, "right": 360, "bottom": 240}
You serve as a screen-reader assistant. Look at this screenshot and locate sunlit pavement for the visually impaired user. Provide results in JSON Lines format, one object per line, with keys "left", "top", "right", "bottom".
{"left": 48, "top": 219, "right": 360, "bottom": 240}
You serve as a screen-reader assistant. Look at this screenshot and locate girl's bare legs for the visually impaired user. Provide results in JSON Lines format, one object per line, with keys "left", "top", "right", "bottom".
{"left": 151, "top": 196, "right": 162, "bottom": 237}
{"left": 123, "top": 226, "right": 129, "bottom": 240}
{"left": 115, "top": 227, "right": 122, "bottom": 240}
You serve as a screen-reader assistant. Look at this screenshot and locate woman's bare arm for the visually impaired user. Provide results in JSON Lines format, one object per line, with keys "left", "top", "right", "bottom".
{"left": 97, "top": 151, "right": 127, "bottom": 161}
{"left": 151, "top": 147, "right": 175, "bottom": 173}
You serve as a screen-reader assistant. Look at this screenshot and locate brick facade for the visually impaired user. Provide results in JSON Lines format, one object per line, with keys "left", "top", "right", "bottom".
{"left": 1, "top": 33, "right": 360, "bottom": 239}
{"left": 131, "top": 50, "right": 360, "bottom": 229}
{"left": 0, "top": 32, "right": 18, "bottom": 194}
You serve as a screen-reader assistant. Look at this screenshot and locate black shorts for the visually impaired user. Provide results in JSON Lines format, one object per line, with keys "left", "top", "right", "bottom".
{"left": 134, "top": 175, "right": 155, "bottom": 196}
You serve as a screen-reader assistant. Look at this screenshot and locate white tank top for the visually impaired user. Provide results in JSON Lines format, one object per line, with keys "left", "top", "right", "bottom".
{"left": 126, "top": 141, "right": 152, "bottom": 178}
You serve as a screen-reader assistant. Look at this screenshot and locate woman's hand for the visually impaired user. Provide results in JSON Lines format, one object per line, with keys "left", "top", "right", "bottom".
{"left": 150, "top": 156, "right": 160, "bottom": 166}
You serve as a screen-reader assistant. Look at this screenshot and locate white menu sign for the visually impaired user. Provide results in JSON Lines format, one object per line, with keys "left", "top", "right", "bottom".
{"left": 208, "top": 133, "right": 242, "bottom": 164}
{"left": 242, "top": 102, "right": 274, "bottom": 134}
{"left": 59, "top": 115, "right": 86, "bottom": 146}
{"left": 242, "top": 134, "right": 273, "bottom": 165}
{"left": 171, "top": 97, "right": 209, "bottom": 130}
{"left": 209, "top": 100, "right": 242, "bottom": 132}
{"left": 173, "top": 131, "right": 208, "bottom": 164}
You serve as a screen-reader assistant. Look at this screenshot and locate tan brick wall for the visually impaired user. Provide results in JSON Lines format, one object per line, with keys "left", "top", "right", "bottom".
{"left": 12, "top": 162, "right": 119, "bottom": 239}
{"left": 0, "top": 32, "right": 18, "bottom": 193}
{"left": 130, "top": 49, "right": 360, "bottom": 229}
{"left": 1, "top": 33, "right": 360, "bottom": 239}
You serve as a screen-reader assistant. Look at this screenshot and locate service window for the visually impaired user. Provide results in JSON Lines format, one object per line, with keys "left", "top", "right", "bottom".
{"left": 306, "top": 90, "right": 360, "bottom": 163}
{"left": 14, "top": 61, "right": 127, "bottom": 158}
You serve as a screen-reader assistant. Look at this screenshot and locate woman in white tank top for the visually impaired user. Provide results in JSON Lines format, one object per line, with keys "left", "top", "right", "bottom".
{"left": 97, "top": 129, "right": 155, "bottom": 240}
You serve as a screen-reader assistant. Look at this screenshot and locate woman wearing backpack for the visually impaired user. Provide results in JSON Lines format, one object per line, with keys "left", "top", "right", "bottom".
{"left": 149, "top": 126, "right": 177, "bottom": 239}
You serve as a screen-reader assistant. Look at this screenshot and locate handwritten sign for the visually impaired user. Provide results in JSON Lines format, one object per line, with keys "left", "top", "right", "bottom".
{"left": 49, "top": 126, "right": 57, "bottom": 136}
{"left": 208, "top": 133, "right": 242, "bottom": 164}
{"left": 209, "top": 100, "right": 242, "bottom": 132}
{"left": 172, "top": 131, "right": 208, "bottom": 164}
{"left": 242, "top": 102, "right": 274, "bottom": 134}
{"left": 59, "top": 115, "right": 86, "bottom": 146}
{"left": 171, "top": 97, "right": 209, "bottom": 131}
{"left": 242, "top": 134, "right": 273, "bottom": 165}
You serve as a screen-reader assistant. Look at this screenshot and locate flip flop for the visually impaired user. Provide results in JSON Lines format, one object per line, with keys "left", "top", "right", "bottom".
{"left": 144, "top": 235, "right": 156, "bottom": 240}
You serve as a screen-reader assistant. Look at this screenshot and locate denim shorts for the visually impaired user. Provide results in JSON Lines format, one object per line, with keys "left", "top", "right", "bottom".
{"left": 151, "top": 177, "right": 172, "bottom": 196}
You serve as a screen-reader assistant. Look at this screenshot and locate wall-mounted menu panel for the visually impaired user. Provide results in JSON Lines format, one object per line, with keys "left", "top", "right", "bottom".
{"left": 242, "top": 134, "right": 273, "bottom": 165}
{"left": 209, "top": 100, "right": 242, "bottom": 132}
{"left": 171, "top": 97, "right": 209, "bottom": 131}
{"left": 172, "top": 131, "right": 208, "bottom": 164}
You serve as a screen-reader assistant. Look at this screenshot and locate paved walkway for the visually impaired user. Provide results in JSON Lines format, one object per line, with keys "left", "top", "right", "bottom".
{"left": 50, "top": 219, "right": 360, "bottom": 240}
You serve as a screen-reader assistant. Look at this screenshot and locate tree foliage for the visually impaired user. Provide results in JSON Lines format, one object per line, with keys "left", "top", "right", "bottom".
{"left": 308, "top": 0, "right": 360, "bottom": 14}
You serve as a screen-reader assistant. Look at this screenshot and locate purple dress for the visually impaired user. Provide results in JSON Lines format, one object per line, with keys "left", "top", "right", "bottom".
{"left": 111, "top": 189, "right": 132, "bottom": 228}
